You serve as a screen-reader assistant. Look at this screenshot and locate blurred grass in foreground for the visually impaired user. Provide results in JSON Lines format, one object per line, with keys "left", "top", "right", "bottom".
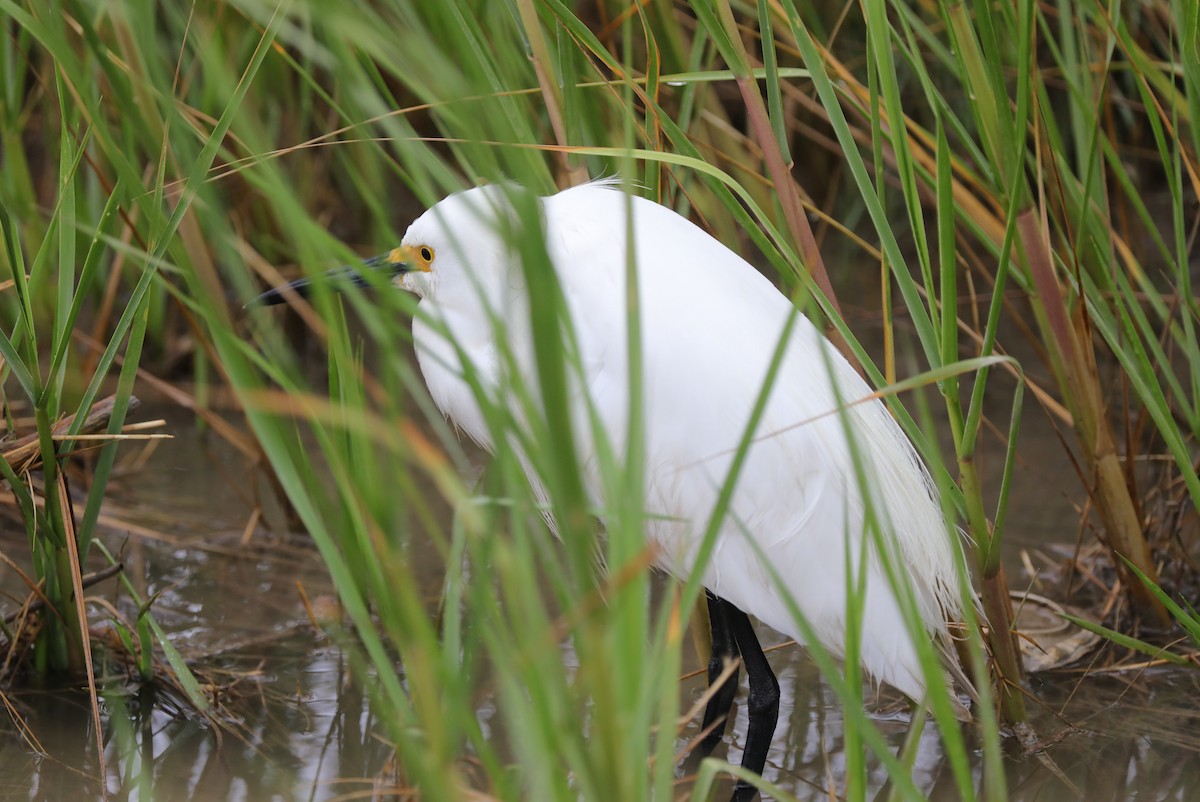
{"left": 0, "top": 0, "right": 1196, "bottom": 799}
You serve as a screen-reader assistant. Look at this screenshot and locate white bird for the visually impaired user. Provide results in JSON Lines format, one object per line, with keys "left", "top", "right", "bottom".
{"left": 253, "top": 181, "right": 971, "bottom": 800}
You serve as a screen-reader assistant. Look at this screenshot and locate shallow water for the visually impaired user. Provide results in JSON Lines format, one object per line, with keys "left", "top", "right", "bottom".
{"left": 0, "top": 404, "right": 1195, "bottom": 801}
{"left": 0, "top": 406, "right": 395, "bottom": 801}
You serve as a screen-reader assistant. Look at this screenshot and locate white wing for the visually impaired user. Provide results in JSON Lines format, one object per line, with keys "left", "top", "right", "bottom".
{"left": 544, "top": 185, "right": 966, "bottom": 704}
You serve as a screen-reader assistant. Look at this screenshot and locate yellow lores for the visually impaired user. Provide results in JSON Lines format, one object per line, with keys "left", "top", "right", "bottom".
{"left": 389, "top": 244, "right": 435, "bottom": 272}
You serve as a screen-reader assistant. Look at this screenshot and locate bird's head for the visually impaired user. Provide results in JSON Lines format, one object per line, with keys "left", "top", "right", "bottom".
{"left": 248, "top": 184, "right": 531, "bottom": 309}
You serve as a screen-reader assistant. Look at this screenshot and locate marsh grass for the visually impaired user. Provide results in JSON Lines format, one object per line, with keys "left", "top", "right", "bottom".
{"left": 0, "top": 0, "right": 1196, "bottom": 799}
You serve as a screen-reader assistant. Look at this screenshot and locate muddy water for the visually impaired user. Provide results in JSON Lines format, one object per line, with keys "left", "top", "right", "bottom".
{"left": 0, "top": 403, "right": 1196, "bottom": 801}
{"left": 0, "top": 407, "right": 397, "bottom": 801}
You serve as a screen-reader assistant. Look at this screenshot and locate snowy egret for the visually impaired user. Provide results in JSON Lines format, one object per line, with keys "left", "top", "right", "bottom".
{"left": 252, "top": 181, "right": 971, "bottom": 799}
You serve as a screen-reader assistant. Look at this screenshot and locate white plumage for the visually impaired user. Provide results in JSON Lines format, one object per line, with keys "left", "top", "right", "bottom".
{"left": 395, "top": 181, "right": 968, "bottom": 710}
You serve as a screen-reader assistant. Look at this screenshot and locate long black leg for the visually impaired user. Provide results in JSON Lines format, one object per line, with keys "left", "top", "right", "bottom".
{"left": 701, "top": 590, "right": 741, "bottom": 749}
{"left": 724, "top": 598, "right": 780, "bottom": 802}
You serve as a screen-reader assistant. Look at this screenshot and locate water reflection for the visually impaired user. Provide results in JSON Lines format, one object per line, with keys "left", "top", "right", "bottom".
{"left": 6, "top": 643, "right": 395, "bottom": 801}
{"left": 678, "top": 636, "right": 1200, "bottom": 801}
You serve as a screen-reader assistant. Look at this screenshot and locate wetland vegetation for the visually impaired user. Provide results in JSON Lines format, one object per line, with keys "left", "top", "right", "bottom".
{"left": 0, "top": 0, "right": 1197, "bottom": 799}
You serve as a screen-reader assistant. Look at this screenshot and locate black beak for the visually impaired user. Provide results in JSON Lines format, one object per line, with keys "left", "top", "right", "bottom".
{"left": 246, "top": 252, "right": 410, "bottom": 308}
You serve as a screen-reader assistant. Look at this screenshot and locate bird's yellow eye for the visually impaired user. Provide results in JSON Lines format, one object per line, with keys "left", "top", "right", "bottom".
{"left": 419, "top": 246, "right": 434, "bottom": 264}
